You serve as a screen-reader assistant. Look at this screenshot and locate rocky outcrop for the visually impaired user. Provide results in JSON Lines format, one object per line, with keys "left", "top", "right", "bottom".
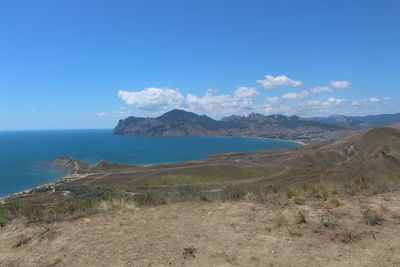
{"left": 53, "top": 157, "right": 89, "bottom": 175}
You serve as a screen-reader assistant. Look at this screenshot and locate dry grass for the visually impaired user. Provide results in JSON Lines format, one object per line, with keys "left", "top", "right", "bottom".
{"left": 361, "top": 207, "right": 384, "bottom": 225}
{"left": 2, "top": 174, "right": 400, "bottom": 227}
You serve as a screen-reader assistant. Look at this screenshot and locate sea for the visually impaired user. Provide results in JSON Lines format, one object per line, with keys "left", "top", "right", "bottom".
{"left": 0, "top": 129, "right": 300, "bottom": 198}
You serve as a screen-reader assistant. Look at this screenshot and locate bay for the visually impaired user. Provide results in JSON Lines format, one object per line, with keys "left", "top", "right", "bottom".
{"left": 0, "top": 129, "right": 299, "bottom": 198}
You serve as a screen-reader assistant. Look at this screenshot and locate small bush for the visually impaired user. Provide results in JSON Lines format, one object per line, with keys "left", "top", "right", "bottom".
{"left": 98, "top": 198, "right": 136, "bottom": 211}
{"left": 52, "top": 257, "right": 62, "bottom": 265}
{"left": 285, "top": 188, "right": 295, "bottom": 199}
{"left": 134, "top": 191, "right": 168, "bottom": 206}
{"left": 177, "top": 185, "right": 210, "bottom": 202}
{"left": 294, "top": 211, "right": 307, "bottom": 224}
{"left": 0, "top": 210, "right": 9, "bottom": 227}
{"left": 13, "top": 234, "right": 31, "bottom": 248}
{"left": 361, "top": 207, "right": 383, "bottom": 225}
{"left": 329, "top": 198, "right": 342, "bottom": 207}
{"left": 342, "top": 176, "right": 372, "bottom": 196}
{"left": 267, "top": 193, "right": 288, "bottom": 206}
{"left": 294, "top": 196, "right": 306, "bottom": 205}
{"left": 337, "top": 231, "right": 359, "bottom": 244}
{"left": 222, "top": 185, "right": 249, "bottom": 200}
{"left": 182, "top": 246, "right": 197, "bottom": 259}
{"left": 313, "top": 185, "right": 329, "bottom": 200}
{"left": 250, "top": 187, "right": 269, "bottom": 203}
{"left": 320, "top": 214, "right": 336, "bottom": 228}
{"left": 287, "top": 226, "right": 302, "bottom": 236}
{"left": 371, "top": 178, "right": 400, "bottom": 194}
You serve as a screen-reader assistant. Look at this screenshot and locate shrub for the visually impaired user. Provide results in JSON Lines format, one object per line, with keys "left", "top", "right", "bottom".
{"left": 222, "top": 185, "right": 249, "bottom": 200}
{"left": 361, "top": 207, "right": 383, "bottom": 225}
{"left": 12, "top": 234, "right": 31, "bottom": 248}
{"left": 294, "top": 211, "right": 307, "bottom": 224}
{"left": 294, "top": 196, "right": 306, "bottom": 205}
{"left": 329, "top": 198, "right": 342, "bottom": 207}
{"left": 0, "top": 210, "right": 9, "bottom": 227}
{"left": 337, "top": 231, "right": 359, "bottom": 244}
{"left": 287, "top": 226, "right": 302, "bottom": 236}
{"left": 320, "top": 214, "right": 336, "bottom": 228}
{"left": 134, "top": 191, "right": 168, "bottom": 206}
{"left": 285, "top": 187, "right": 295, "bottom": 199}
{"left": 177, "top": 185, "right": 209, "bottom": 202}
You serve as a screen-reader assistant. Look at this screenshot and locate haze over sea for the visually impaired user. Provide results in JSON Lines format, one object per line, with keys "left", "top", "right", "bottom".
{"left": 0, "top": 129, "right": 299, "bottom": 198}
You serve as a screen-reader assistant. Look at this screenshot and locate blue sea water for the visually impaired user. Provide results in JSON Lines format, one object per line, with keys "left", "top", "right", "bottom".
{"left": 0, "top": 129, "right": 299, "bottom": 198}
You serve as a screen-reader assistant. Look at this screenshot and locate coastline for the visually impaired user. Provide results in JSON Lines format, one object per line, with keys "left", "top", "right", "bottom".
{"left": 0, "top": 172, "right": 96, "bottom": 203}
{"left": 0, "top": 136, "right": 304, "bottom": 203}
{"left": 0, "top": 174, "right": 69, "bottom": 203}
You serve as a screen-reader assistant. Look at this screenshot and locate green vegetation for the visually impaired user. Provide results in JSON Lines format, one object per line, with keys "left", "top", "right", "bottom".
{"left": 145, "top": 167, "right": 265, "bottom": 186}
{"left": 147, "top": 174, "right": 224, "bottom": 186}
{"left": 240, "top": 168, "right": 266, "bottom": 177}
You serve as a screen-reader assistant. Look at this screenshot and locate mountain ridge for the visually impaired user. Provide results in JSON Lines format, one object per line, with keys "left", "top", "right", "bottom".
{"left": 113, "top": 109, "right": 343, "bottom": 143}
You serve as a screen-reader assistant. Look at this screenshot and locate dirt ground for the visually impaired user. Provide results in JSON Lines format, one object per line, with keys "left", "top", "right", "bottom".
{"left": 1, "top": 192, "right": 400, "bottom": 267}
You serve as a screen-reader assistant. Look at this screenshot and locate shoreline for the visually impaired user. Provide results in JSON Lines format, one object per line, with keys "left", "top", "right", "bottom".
{"left": 0, "top": 174, "right": 71, "bottom": 203}
{"left": 0, "top": 136, "right": 304, "bottom": 202}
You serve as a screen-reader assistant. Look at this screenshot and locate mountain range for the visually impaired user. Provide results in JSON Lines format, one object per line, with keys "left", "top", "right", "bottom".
{"left": 311, "top": 113, "right": 400, "bottom": 129}
{"left": 113, "top": 109, "right": 344, "bottom": 142}
{"left": 114, "top": 109, "right": 400, "bottom": 143}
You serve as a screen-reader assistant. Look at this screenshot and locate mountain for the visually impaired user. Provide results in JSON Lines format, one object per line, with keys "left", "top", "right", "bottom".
{"left": 220, "top": 115, "right": 243, "bottom": 121}
{"left": 311, "top": 113, "right": 400, "bottom": 129}
{"left": 113, "top": 109, "right": 343, "bottom": 142}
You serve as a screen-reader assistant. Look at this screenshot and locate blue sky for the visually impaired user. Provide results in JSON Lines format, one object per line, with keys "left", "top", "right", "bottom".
{"left": 0, "top": 0, "right": 399, "bottom": 130}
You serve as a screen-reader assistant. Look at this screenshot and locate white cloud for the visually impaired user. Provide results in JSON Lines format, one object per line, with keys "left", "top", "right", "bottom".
{"left": 257, "top": 75, "right": 302, "bottom": 89}
{"left": 118, "top": 88, "right": 185, "bottom": 113}
{"left": 263, "top": 96, "right": 346, "bottom": 116}
{"left": 97, "top": 107, "right": 132, "bottom": 118}
{"left": 186, "top": 86, "right": 260, "bottom": 116}
{"left": 369, "top": 97, "right": 380, "bottom": 103}
{"left": 311, "top": 81, "right": 350, "bottom": 95}
{"left": 331, "top": 81, "right": 351, "bottom": 89}
{"left": 323, "top": 97, "right": 346, "bottom": 106}
{"left": 352, "top": 96, "right": 381, "bottom": 106}
{"left": 119, "top": 86, "right": 260, "bottom": 117}
{"left": 282, "top": 90, "right": 310, "bottom": 100}
{"left": 97, "top": 112, "right": 107, "bottom": 117}
{"left": 266, "top": 96, "right": 281, "bottom": 104}
{"left": 311, "top": 86, "right": 334, "bottom": 94}
{"left": 116, "top": 77, "right": 391, "bottom": 118}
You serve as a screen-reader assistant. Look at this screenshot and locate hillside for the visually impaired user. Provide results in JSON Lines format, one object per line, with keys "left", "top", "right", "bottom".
{"left": 113, "top": 109, "right": 344, "bottom": 143}
{"left": 2, "top": 192, "right": 400, "bottom": 266}
{"left": 311, "top": 113, "right": 400, "bottom": 129}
